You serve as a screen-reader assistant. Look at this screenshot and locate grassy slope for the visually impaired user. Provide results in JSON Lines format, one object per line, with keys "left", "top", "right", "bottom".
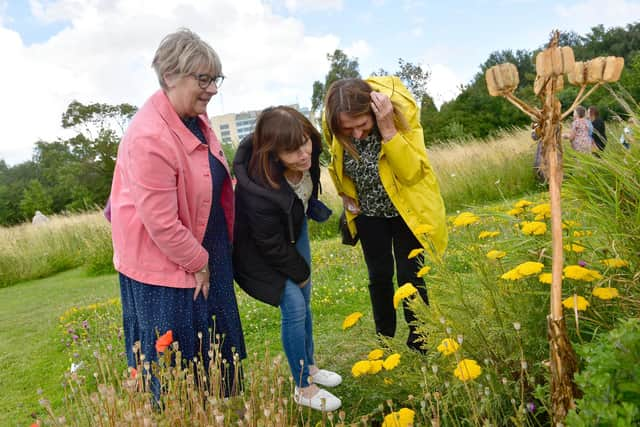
{"left": 0, "top": 270, "right": 120, "bottom": 426}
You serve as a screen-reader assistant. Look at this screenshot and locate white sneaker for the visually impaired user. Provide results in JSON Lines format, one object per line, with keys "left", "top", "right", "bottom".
{"left": 294, "top": 387, "right": 341, "bottom": 411}
{"left": 310, "top": 369, "right": 342, "bottom": 387}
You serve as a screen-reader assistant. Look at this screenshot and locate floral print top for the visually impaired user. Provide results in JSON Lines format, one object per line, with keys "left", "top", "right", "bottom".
{"left": 571, "top": 118, "right": 593, "bottom": 153}
{"left": 343, "top": 128, "right": 398, "bottom": 218}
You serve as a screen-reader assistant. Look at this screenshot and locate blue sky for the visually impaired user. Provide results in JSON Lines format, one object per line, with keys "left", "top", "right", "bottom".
{"left": 1, "top": 0, "right": 639, "bottom": 165}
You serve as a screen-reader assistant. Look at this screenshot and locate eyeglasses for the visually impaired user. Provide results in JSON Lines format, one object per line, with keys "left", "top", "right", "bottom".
{"left": 190, "top": 73, "right": 224, "bottom": 89}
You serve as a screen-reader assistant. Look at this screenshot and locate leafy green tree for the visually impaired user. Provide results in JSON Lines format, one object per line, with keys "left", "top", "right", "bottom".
{"left": 310, "top": 49, "right": 361, "bottom": 119}
{"left": 19, "top": 179, "right": 52, "bottom": 220}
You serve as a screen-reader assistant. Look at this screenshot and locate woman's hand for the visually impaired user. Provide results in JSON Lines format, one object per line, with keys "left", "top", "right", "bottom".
{"left": 341, "top": 195, "right": 360, "bottom": 215}
{"left": 370, "top": 91, "right": 397, "bottom": 142}
{"left": 194, "top": 265, "right": 210, "bottom": 300}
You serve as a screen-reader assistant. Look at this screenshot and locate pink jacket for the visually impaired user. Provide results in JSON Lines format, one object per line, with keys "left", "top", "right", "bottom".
{"left": 110, "top": 90, "right": 234, "bottom": 288}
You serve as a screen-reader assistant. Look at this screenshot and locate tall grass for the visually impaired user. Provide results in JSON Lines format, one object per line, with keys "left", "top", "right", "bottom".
{"left": 0, "top": 212, "right": 113, "bottom": 287}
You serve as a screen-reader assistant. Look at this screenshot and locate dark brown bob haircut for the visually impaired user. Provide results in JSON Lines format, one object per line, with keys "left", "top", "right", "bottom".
{"left": 324, "top": 78, "right": 409, "bottom": 159}
{"left": 249, "top": 106, "right": 321, "bottom": 189}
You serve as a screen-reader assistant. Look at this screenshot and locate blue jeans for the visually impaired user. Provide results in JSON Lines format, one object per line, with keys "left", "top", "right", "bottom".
{"left": 280, "top": 217, "right": 315, "bottom": 387}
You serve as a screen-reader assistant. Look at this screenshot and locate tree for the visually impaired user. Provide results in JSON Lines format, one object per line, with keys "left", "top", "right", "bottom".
{"left": 19, "top": 179, "right": 52, "bottom": 220}
{"left": 310, "top": 49, "right": 361, "bottom": 118}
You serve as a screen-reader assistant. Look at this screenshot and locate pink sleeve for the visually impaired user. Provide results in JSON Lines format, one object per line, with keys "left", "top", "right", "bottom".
{"left": 126, "top": 136, "right": 208, "bottom": 272}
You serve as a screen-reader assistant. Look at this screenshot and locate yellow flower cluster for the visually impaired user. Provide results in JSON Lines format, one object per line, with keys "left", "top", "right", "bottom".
{"left": 436, "top": 338, "right": 460, "bottom": 356}
{"left": 563, "top": 243, "right": 585, "bottom": 253}
{"left": 393, "top": 283, "right": 418, "bottom": 309}
{"left": 507, "top": 207, "right": 524, "bottom": 216}
{"left": 478, "top": 230, "right": 500, "bottom": 239}
{"left": 602, "top": 258, "right": 629, "bottom": 268}
{"left": 416, "top": 266, "right": 431, "bottom": 277}
{"left": 520, "top": 221, "right": 547, "bottom": 235}
{"left": 382, "top": 408, "right": 415, "bottom": 427}
{"left": 342, "top": 312, "right": 363, "bottom": 330}
{"left": 368, "top": 349, "right": 384, "bottom": 360}
{"left": 501, "top": 261, "right": 544, "bottom": 280}
{"left": 531, "top": 203, "right": 551, "bottom": 220}
{"left": 453, "top": 212, "right": 480, "bottom": 227}
{"left": 351, "top": 353, "right": 400, "bottom": 377}
{"left": 514, "top": 199, "right": 533, "bottom": 208}
{"left": 563, "top": 265, "right": 603, "bottom": 282}
{"left": 538, "top": 273, "right": 553, "bottom": 284}
{"left": 407, "top": 248, "right": 423, "bottom": 259}
{"left": 486, "top": 250, "right": 506, "bottom": 260}
{"left": 562, "top": 220, "right": 581, "bottom": 229}
{"left": 573, "top": 230, "right": 592, "bottom": 237}
{"left": 453, "top": 359, "right": 482, "bottom": 381}
{"left": 562, "top": 295, "right": 590, "bottom": 311}
{"left": 592, "top": 287, "right": 619, "bottom": 300}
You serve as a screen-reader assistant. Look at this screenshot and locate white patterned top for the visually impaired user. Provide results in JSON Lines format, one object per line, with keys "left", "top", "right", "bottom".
{"left": 286, "top": 170, "right": 312, "bottom": 213}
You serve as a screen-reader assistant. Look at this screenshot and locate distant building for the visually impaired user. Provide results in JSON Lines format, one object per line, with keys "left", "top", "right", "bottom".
{"left": 210, "top": 104, "right": 312, "bottom": 147}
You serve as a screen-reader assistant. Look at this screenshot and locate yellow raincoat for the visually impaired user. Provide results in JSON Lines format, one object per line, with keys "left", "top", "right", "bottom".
{"left": 324, "top": 76, "right": 447, "bottom": 257}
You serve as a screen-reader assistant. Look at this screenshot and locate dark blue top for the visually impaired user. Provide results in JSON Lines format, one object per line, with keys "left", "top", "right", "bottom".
{"left": 183, "top": 117, "right": 246, "bottom": 360}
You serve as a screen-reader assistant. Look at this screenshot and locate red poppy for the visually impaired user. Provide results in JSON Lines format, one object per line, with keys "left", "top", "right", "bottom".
{"left": 130, "top": 367, "right": 137, "bottom": 378}
{"left": 155, "top": 330, "right": 173, "bottom": 353}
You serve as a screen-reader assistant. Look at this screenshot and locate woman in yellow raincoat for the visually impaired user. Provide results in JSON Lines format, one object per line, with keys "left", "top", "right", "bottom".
{"left": 323, "top": 76, "right": 447, "bottom": 352}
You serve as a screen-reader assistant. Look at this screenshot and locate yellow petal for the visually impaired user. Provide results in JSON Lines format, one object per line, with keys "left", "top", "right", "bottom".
{"left": 342, "top": 312, "right": 363, "bottom": 330}
{"left": 382, "top": 353, "right": 401, "bottom": 370}
{"left": 562, "top": 295, "right": 590, "bottom": 311}
{"left": 407, "top": 248, "right": 424, "bottom": 259}
{"left": 393, "top": 283, "right": 418, "bottom": 309}
{"left": 453, "top": 359, "right": 482, "bottom": 381}
{"left": 367, "top": 349, "right": 384, "bottom": 360}
{"left": 592, "top": 287, "right": 619, "bottom": 300}
{"left": 416, "top": 266, "right": 431, "bottom": 277}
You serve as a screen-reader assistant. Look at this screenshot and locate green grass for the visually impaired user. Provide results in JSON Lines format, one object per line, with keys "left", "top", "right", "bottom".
{"left": 0, "top": 269, "right": 120, "bottom": 426}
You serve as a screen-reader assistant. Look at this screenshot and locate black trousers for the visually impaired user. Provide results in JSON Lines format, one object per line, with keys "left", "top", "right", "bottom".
{"left": 355, "top": 215, "right": 429, "bottom": 347}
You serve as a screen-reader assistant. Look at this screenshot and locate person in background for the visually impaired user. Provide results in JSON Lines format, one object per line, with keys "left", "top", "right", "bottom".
{"left": 323, "top": 76, "right": 447, "bottom": 353}
{"left": 620, "top": 117, "right": 637, "bottom": 149}
{"left": 109, "top": 28, "right": 246, "bottom": 398}
{"left": 32, "top": 210, "right": 49, "bottom": 225}
{"left": 563, "top": 105, "right": 594, "bottom": 153}
{"left": 588, "top": 106, "right": 607, "bottom": 151}
{"left": 233, "top": 106, "right": 341, "bottom": 412}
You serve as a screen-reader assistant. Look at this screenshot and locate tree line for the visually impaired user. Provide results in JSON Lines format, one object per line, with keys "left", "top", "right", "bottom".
{"left": 1, "top": 22, "right": 639, "bottom": 226}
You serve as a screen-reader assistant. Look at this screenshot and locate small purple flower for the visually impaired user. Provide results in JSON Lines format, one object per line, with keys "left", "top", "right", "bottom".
{"left": 72, "top": 334, "right": 79, "bottom": 341}
{"left": 578, "top": 260, "right": 587, "bottom": 267}
{"left": 73, "top": 352, "right": 80, "bottom": 359}
{"left": 527, "top": 402, "right": 536, "bottom": 413}
{"left": 67, "top": 327, "right": 75, "bottom": 334}
{"left": 82, "top": 320, "right": 89, "bottom": 329}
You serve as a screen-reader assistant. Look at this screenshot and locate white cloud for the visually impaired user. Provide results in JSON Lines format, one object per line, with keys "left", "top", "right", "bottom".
{"left": 283, "top": 0, "right": 342, "bottom": 12}
{"left": 344, "top": 40, "right": 372, "bottom": 61}
{"left": 0, "top": 0, "right": 341, "bottom": 164}
{"left": 555, "top": 0, "right": 640, "bottom": 32}
{"left": 426, "top": 64, "right": 462, "bottom": 108}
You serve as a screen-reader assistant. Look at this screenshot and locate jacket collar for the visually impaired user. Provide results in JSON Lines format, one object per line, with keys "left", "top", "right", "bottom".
{"left": 149, "top": 89, "right": 205, "bottom": 154}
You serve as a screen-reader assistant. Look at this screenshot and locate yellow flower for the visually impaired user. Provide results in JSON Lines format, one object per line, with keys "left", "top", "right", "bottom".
{"left": 453, "top": 212, "right": 480, "bottom": 227}
{"left": 573, "top": 230, "right": 592, "bottom": 237}
{"left": 382, "top": 353, "right": 401, "bottom": 370}
{"left": 383, "top": 377, "right": 394, "bottom": 385}
{"left": 416, "top": 266, "right": 431, "bottom": 277}
{"left": 368, "top": 349, "right": 384, "bottom": 360}
{"left": 563, "top": 265, "right": 603, "bottom": 282}
{"left": 382, "top": 408, "right": 415, "bottom": 427}
{"left": 351, "top": 360, "right": 371, "bottom": 377}
{"left": 453, "top": 359, "right": 482, "bottom": 381}
{"left": 562, "top": 295, "right": 590, "bottom": 311}
{"left": 342, "top": 312, "right": 363, "bottom": 330}
{"left": 368, "top": 360, "right": 384, "bottom": 374}
{"left": 520, "top": 221, "right": 547, "bottom": 235}
{"left": 501, "top": 268, "right": 523, "bottom": 281}
{"left": 592, "top": 287, "right": 619, "bottom": 300}
{"left": 415, "top": 224, "right": 435, "bottom": 235}
{"left": 486, "top": 250, "right": 506, "bottom": 260}
{"left": 562, "top": 220, "right": 581, "bottom": 229}
{"left": 478, "top": 231, "right": 500, "bottom": 239}
{"left": 393, "top": 283, "right": 418, "bottom": 309}
{"left": 538, "top": 273, "right": 552, "bottom": 284}
{"left": 517, "top": 261, "right": 544, "bottom": 276}
{"left": 514, "top": 199, "right": 533, "bottom": 208}
{"left": 436, "top": 338, "right": 460, "bottom": 356}
{"left": 507, "top": 207, "right": 524, "bottom": 216}
{"left": 531, "top": 203, "right": 551, "bottom": 218}
{"left": 407, "top": 248, "right": 424, "bottom": 259}
{"left": 564, "top": 243, "right": 585, "bottom": 253}
{"left": 602, "top": 258, "right": 629, "bottom": 268}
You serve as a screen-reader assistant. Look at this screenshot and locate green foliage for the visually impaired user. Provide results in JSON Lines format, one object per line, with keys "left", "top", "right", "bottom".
{"left": 566, "top": 319, "right": 640, "bottom": 426}
{"left": 19, "top": 179, "right": 53, "bottom": 219}
{"left": 310, "top": 49, "right": 361, "bottom": 114}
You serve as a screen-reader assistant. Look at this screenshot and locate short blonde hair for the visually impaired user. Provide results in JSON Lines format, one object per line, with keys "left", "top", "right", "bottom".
{"left": 152, "top": 28, "right": 222, "bottom": 90}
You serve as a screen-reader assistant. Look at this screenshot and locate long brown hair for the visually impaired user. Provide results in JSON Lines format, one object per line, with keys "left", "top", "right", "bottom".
{"left": 324, "top": 78, "right": 408, "bottom": 159}
{"left": 249, "top": 106, "right": 321, "bottom": 189}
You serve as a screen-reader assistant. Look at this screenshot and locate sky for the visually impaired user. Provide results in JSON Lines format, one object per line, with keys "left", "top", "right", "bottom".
{"left": 1, "top": 0, "right": 639, "bottom": 165}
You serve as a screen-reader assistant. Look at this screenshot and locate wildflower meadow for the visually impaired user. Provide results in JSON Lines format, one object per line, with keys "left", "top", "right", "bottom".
{"left": 1, "top": 127, "right": 639, "bottom": 426}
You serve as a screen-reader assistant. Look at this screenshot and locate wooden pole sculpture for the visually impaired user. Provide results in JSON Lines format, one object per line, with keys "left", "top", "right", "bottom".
{"left": 484, "top": 31, "right": 624, "bottom": 424}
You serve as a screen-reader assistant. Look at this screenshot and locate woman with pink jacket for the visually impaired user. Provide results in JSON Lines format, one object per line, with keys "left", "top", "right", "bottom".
{"left": 109, "top": 29, "right": 245, "bottom": 397}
